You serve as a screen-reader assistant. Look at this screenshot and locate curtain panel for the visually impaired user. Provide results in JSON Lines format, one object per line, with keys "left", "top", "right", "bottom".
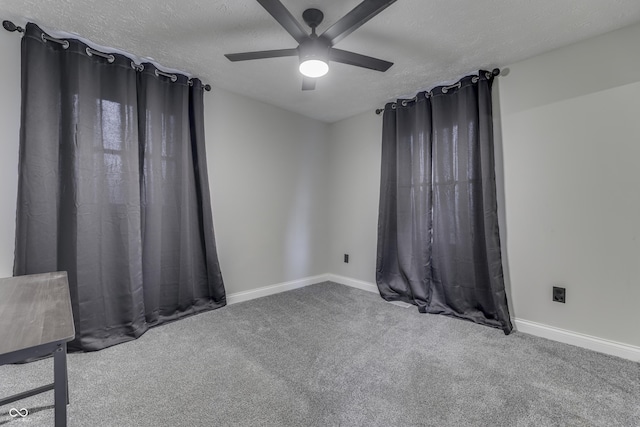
{"left": 376, "top": 73, "right": 512, "bottom": 334}
{"left": 14, "top": 23, "right": 226, "bottom": 351}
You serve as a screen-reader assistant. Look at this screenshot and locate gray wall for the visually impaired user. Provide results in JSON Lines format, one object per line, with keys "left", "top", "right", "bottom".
{"left": 204, "top": 88, "right": 330, "bottom": 294}
{"left": 497, "top": 23, "right": 640, "bottom": 347}
{"left": 327, "top": 111, "right": 381, "bottom": 283}
{"left": 0, "top": 34, "right": 20, "bottom": 277}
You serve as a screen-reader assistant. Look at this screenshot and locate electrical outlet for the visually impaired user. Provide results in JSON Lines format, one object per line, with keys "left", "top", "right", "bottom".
{"left": 552, "top": 286, "right": 566, "bottom": 303}
{"left": 344, "top": 254, "right": 349, "bottom": 263}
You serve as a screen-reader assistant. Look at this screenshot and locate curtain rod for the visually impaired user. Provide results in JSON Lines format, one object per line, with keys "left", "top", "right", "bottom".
{"left": 3, "top": 20, "right": 212, "bottom": 91}
{"left": 374, "top": 68, "right": 501, "bottom": 115}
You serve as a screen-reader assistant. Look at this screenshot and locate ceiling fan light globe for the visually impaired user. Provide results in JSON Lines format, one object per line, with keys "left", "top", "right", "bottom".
{"left": 299, "top": 59, "right": 329, "bottom": 78}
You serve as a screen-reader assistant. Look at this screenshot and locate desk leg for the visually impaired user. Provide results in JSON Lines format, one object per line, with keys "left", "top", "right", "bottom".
{"left": 53, "top": 343, "right": 68, "bottom": 427}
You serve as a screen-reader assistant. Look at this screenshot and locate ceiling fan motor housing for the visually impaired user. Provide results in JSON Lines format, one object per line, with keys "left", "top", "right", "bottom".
{"left": 298, "top": 37, "right": 331, "bottom": 63}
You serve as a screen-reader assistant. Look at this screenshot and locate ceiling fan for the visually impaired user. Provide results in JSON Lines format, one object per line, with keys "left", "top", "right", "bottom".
{"left": 225, "top": 0, "right": 397, "bottom": 90}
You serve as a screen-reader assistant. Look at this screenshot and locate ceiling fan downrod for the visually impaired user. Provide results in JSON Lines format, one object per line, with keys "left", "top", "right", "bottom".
{"left": 302, "top": 8, "right": 324, "bottom": 37}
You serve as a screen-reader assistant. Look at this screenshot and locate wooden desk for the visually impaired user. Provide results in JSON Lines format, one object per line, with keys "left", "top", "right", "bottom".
{"left": 0, "top": 272, "right": 75, "bottom": 427}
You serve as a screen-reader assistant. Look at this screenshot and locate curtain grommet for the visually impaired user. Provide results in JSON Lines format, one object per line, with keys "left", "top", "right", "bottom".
{"left": 41, "top": 33, "right": 69, "bottom": 49}
{"left": 154, "top": 68, "right": 178, "bottom": 82}
{"left": 86, "top": 47, "right": 115, "bottom": 63}
{"left": 441, "top": 82, "right": 461, "bottom": 94}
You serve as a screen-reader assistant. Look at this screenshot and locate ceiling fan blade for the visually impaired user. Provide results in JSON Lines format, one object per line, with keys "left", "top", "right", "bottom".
{"left": 257, "top": 0, "right": 309, "bottom": 44}
{"left": 225, "top": 48, "right": 298, "bottom": 62}
{"left": 302, "top": 77, "right": 316, "bottom": 91}
{"left": 329, "top": 48, "right": 393, "bottom": 72}
{"left": 320, "top": 0, "right": 396, "bottom": 45}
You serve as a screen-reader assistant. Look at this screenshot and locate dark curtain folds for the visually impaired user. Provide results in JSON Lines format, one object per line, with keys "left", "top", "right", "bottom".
{"left": 376, "top": 73, "right": 512, "bottom": 334}
{"left": 14, "top": 23, "right": 226, "bottom": 351}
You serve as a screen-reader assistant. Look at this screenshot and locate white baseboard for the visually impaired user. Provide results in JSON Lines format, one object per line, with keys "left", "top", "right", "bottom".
{"left": 226, "top": 273, "right": 378, "bottom": 305}
{"left": 326, "top": 274, "right": 379, "bottom": 294}
{"left": 514, "top": 318, "right": 640, "bottom": 362}
{"left": 227, "top": 274, "right": 330, "bottom": 305}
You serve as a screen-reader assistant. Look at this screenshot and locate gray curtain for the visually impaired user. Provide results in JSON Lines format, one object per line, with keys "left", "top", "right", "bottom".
{"left": 376, "top": 73, "right": 512, "bottom": 334}
{"left": 14, "top": 23, "right": 226, "bottom": 351}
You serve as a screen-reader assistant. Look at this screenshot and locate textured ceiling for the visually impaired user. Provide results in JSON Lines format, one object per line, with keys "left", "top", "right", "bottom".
{"left": 2, "top": 0, "right": 640, "bottom": 122}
